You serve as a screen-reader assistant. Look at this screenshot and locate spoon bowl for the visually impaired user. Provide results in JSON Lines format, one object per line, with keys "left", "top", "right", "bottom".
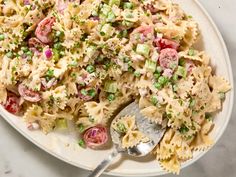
{"left": 88, "top": 101, "right": 166, "bottom": 177}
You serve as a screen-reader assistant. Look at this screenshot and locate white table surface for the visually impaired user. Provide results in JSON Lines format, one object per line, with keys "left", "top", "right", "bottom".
{"left": 1, "top": 1, "right": 236, "bottom": 177}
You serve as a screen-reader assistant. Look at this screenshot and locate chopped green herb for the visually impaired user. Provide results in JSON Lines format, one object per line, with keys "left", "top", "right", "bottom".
{"left": 107, "top": 93, "right": 115, "bottom": 101}
{"left": 179, "top": 124, "right": 189, "bottom": 134}
{"left": 150, "top": 96, "right": 158, "bottom": 106}
{"left": 78, "top": 139, "right": 86, "bottom": 148}
{"left": 188, "top": 15, "right": 193, "bottom": 19}
{"left": 116, "top": 122, "right": 127, "bottom": 133}
{"left": 86, "top": 65, "right": 95, "bottom": 73}
{"left": 172, "top": 84, "right": 178, "bottom": 92}
{"left": 172, "top": 74, "right": 178, "bottom": 81}
{"left": 55, "top": 31, "right": 64, "bottom": 38}
{"left": 136, "top": 44, "right": 150, "bottom": 57}
{"left": 78, "top": 124, "right": 85, "bottom": 133}
{"left": 52, "top": 49, "right": 60, "bottom": 62}
{"left": 46, "top": 69, "right": 54, "bottom": 80}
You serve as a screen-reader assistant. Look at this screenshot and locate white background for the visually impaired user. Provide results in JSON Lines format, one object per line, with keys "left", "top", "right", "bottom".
{"left": 0, "top": 1, "right": 236, "bottom": 177}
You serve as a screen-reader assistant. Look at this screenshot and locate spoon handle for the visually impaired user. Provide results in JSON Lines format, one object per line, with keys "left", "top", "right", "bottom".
{"left": 87, "top": 149, "right": 120, "bottom": 177}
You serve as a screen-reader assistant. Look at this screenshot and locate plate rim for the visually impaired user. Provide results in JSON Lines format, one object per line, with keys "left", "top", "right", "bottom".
{"left": 0, "top": 0, "right": 234, "bottom": 176}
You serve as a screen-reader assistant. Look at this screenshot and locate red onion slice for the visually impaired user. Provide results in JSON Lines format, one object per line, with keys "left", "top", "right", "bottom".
{"left": 18, "top": 84, "right": 41, "bottom": 102}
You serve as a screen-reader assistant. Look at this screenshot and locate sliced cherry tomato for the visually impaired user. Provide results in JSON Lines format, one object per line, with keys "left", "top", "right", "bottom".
{"left": 154, "top": 38, "right": 179, "bottom": 50}
{"left": 83, "top": 125, "right": 108, "bottom": 149}
{"left": 35, "top": 17, "right": 56, "bottom": 44}
{"left": 18, "top": 84, "right": 41, "bottom": 102}
{"left": 159, "top": 48, "right": 179, "bottom": 69}
{"left": 4, "top": 92, "right": 20, "bottom": 114}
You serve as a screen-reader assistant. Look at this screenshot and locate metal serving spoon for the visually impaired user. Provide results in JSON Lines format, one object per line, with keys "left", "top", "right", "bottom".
{"left": 88, "top": 102, "right": 166, "bottom": 177}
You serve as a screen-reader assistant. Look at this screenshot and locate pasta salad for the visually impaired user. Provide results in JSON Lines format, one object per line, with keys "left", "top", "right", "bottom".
{"left": 0, "top": 0, "right": 231, "bottom": 174}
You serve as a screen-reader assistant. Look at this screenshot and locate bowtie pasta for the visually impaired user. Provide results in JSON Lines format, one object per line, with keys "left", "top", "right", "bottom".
{"left": 0, "top": 0, "right": 231, "bottom": 174}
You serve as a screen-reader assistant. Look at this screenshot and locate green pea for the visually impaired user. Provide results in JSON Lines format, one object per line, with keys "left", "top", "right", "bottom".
{"left": 86, "top": 65, "right": 95, "bottom": 73}
{"left": 154, "top": 82, "right": 162, "bottom": 90}
{"left": 107, "top": 93, "right": 115, "bottom": 101}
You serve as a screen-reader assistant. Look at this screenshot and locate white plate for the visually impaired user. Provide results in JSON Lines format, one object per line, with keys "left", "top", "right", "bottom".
{"left": 0, "top": 0, "right": 234, "bottom": 176}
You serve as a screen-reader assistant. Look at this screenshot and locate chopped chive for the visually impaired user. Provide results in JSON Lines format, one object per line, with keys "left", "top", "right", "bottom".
{"left": 78, "top": 139, "right": 86, "bottom": 148}
{"left": 116, "top": 122, "right": 127, "bottom": 133}
{"left": 179, "top": 124, "right": 189, "bottom": 134}
{"left": 78, "top": 124, "right": 85, "bottom": 133}
{"left": 21, "top": 46, "right": 29, "bottom": 53}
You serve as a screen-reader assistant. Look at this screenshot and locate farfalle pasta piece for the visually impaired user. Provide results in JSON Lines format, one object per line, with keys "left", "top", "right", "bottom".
{"left": 190, "top": 120, "right": 214, "bottom": 151}
{"left": 122, "top": 130, "right": 145, "bottom": 148}
{"left": 159, "top": 154, "right": 180, "bottom": 175}
{"left": 209, "top": 75, "right": 231, "bottom": 93}
{"left": 140, "top": 105, "right": 164, "bottom": 124}
{"left": 176, "top": 76, "right": 194, "bottom": 99}
{"left": 180, "top": 20, "right": 199, "bottom": 50}
{"left": 85, "top": 101, "right": 115, "bottom": 125}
